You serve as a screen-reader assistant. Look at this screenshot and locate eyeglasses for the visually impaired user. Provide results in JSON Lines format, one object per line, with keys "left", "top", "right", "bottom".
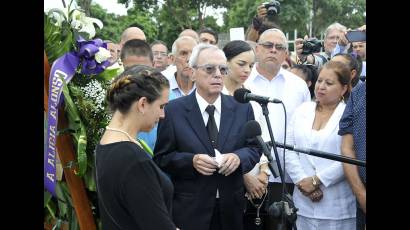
{"left": 194, "top": 64, "right": 228, "bottom": 75}
{"left": 258, "top": 42, "right": 287, "bottom": 51}
{"left": 153, "top": 51, "right": 168, "bottom": 57}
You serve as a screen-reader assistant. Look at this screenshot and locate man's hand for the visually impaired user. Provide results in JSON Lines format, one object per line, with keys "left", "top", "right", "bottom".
{"left": 244, "top": 173, "right": 268, "bottom": 199}
{"left": 308, "top": 187, "right": 323, "bottom": 202}
{"left": 357, "top": 189, "right": 366, "bottom": 213}
{"left": 296, "top": 176, "right": 317, "bottom": 196}
{"left": 295, "top": 36, "right": 308, "bottom": 61}
{"left": 218, "top": 153, "right": 240, "bottom": 176}
{"left": 257, "top": 4, "right": 267, "bottom": 19}
{"left": 193, "top": 154, "right": 219, "bottom": 175}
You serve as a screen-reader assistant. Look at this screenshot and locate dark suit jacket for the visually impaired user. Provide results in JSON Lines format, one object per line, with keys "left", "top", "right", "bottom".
{"left": 154, "top": 92, "right": 260, "bottom": 230}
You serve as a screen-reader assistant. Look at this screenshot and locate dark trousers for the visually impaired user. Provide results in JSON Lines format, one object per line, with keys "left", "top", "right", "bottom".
{"left": 210, "top": 199, "right": 222, "bottom": 230}
{"left": 244, "top": 182, "right": 294, "bottom": 230}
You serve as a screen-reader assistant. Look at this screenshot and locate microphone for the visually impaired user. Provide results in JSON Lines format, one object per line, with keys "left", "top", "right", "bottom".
{"left": 234, "top": 88, "right": 282, "bottom": 104}
{"left": 244, "top": 120, "right": 279, "bottom": 178}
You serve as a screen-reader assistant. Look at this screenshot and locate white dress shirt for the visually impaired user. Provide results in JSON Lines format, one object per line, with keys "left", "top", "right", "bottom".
{"left": 161, "top": 64, "right": 177, "bottom": 79}
{"left": 196, "top": 91, "right": 222, "bottom": 198}
{"left": 244, "top": 65, "right": 311, "bottom": 183}
{"left": 285, "top": 101, "right": 356, "bottom": 220}
{"left": 196, "top": 91, "right": 221, "bottom": 131}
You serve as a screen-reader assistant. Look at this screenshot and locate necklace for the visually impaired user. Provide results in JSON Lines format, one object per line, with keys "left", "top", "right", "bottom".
{"left": 248, "top": 189, "right": 268, "bottom": 226}
{"left": 105, "top": 126, "right": 143, "bottom": 149}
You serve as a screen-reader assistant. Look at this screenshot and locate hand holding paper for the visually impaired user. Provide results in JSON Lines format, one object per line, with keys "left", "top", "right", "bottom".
{"left": 217, "top": 151, "right": 241, "bottom": 176}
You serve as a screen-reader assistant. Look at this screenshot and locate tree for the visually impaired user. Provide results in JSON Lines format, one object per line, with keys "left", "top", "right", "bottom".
{"left": 76, "top": 0, "right": 92, "bottom": 16}
{"left": 89, "top": 3, "right": 123, "bottom": 42}
{"left": 89, "top": 3, "right": 158, "bottom": 43}
{"left": 224, "top": 0, "right": 365, "bottom": 40}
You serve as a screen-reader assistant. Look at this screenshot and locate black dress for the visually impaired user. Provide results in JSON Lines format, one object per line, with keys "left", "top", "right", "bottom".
{"left": 95, "top": 141, "right": 176, "bottom": 230}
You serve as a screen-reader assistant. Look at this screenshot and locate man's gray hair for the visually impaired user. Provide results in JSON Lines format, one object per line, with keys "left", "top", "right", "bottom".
{"left": 171, "top": 36, "right": 198, "bottom": 55}
{"left": 259, "top": 28, "right": 289, "bottom": 50}
{"left": 188, "top": 44, "right": 226, "bottom": 67}
{"left": 324, "top": 22, "right": 347, "bottom": 38}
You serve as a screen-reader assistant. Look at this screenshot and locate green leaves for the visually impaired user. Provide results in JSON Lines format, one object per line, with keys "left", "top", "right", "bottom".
{"left": 61, "top": 77, "right": 88, "bottom": 177}
{"left": 44, "top": 13, "right": 74, "bottom": 64}
{"left": 97, "top": 65, "right": 123, "bottom": 81}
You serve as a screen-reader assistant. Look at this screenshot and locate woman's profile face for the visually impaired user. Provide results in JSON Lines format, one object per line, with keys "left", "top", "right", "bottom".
{"left": 141, "top": 88, "right": 169, "bottom": 132}
{"left": 227, "top": 50, "right": 255, "bottom": 84}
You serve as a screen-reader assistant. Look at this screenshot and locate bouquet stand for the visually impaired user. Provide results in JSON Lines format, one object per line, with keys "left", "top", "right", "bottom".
{"left": 44, "top": 51, "right": 96, "bottom": 230}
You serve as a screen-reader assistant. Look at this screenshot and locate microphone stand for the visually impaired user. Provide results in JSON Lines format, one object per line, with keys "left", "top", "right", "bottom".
{"left": 267, "top": 141, "right": 366, "bottom": 167}
{"left": 259, "top": 102, "right": 297, "bottom": 230}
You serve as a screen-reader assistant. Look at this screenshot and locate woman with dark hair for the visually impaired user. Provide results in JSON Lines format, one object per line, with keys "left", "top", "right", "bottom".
{"left": 290, "top": 64, "right": 319, "bottom": 99}
{"left": 95, "top": 65, "right": 178, "bottom": 230}
{"left": 332, "top": 53, "right": 362, "bottom": 89}
{"left": 285, "top": 61, "right": 356, "bottom": 229}
{"left": 223, "top": 40, "right": 269, "bottom": 230}
{"left": 222, "top": 40, "right": 255, "bottom": 96}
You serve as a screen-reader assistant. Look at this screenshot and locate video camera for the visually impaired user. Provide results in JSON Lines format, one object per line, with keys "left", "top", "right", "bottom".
{"left": 263, "top": 1, "right": 280, "bottom": 19}
{"left": 302, "top": 38, "right": 322, "bottom": 55}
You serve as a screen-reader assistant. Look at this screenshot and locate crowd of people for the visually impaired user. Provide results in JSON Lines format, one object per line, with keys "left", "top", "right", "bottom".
{"left": 94, "top": 3, "right": 366, "bottom": 230}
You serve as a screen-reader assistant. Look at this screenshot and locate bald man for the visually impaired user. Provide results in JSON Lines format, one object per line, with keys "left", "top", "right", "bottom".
{"left": 179, "top": 29, "right": 199, "bottom": 42}
{"left": 120, "top": 27, "right": 147, "bottom": 47}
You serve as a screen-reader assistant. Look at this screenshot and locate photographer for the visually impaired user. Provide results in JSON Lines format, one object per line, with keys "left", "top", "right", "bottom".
{"left": 295, "top": 22, "right": 347, "bottom": 68}
{"left": 246, "top": 2, "right": 280, "bottom": 42}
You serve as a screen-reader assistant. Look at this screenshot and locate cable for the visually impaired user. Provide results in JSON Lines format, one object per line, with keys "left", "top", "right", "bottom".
{"left": 280, "top": 102, "right": 287, "bottom": 199}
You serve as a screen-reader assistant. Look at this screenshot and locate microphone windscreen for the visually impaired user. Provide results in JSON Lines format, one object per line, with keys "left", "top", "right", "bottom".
{"left": 233, "top": 88, "right": 251, "bottom": 103}
{"left": 244, "top": 120, "right": 262, "bottom": 139}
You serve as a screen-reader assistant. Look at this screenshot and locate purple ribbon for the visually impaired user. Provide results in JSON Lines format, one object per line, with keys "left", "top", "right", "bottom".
{"left": 44, "top": 37, "right": 109, "bottom": 196}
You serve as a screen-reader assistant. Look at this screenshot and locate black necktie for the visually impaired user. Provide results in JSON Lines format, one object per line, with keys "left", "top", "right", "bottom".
{"left": 206, "top": 105, "right": 218, "bottom": 149}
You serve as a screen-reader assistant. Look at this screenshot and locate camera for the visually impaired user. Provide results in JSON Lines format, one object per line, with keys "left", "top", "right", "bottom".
{"left": 263, "top": 1, "right": 281, "bottom": 18}
{"left": 302, "top": 38, "right": 322, "bottom": 55}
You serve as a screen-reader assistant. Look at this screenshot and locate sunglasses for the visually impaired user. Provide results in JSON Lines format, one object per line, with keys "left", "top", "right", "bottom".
{"left": 258, "top": 42, "right": 287, "bottom": 51}
{"left": 194, "top": 64, "right": 228, "bottom": 75}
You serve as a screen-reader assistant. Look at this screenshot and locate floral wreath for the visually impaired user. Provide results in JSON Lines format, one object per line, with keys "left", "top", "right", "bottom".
{"left": 44, "top": 1, "right": 123, "bottom": 228}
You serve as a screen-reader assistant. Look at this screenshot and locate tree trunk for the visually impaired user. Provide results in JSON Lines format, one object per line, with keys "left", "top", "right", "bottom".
{"left": 77, "top": 0, "right": 92, "bottom": 16}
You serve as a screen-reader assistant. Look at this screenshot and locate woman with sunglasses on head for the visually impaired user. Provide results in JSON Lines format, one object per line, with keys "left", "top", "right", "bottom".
{"left": 95, "top": 65, "right": 179, "bottom": 230}
{"left": 285, "top": 61, "right": 356, "bottom": 230}
{"left": 222, "top": 40, "right": 256, "bottom": 96}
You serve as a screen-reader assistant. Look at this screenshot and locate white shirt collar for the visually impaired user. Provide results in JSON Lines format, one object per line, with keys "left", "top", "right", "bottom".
{"left": 248, "top": 63, "right": 285, "bottom": 84}
{"left": 168, "top": 73, "right": 179, "bottom": 90}
{"left": 195, "top": 91, "right": 222, "bottom": 116}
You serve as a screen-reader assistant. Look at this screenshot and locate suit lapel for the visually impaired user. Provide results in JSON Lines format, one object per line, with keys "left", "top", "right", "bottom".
{"left": 218, "top": 95, "right": 235, "bottom": 151}
{"left": 185, "top": 93, "right": 214, "bottom": 154}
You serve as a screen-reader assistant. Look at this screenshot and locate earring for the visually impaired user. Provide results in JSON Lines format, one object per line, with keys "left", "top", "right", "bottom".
{"left": 340, "top": 95, "right": 345, "bottom": 101}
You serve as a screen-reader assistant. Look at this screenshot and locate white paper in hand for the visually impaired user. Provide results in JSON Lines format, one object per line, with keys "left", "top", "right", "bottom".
{"left": 214, "top": 149, "right": 223, "bottom": 168}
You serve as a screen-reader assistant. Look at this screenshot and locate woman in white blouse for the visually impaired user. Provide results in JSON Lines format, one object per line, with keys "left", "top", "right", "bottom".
{"left": 285, "top": 61, "right": 356, "bottom": 229}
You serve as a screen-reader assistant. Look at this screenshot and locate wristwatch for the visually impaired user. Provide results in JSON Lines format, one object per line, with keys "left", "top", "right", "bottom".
{"left": 261, "top": 168, "right": 272, "bottom": 176}
{"left": 311, "top": 176, "right": 318, "bottom": 186}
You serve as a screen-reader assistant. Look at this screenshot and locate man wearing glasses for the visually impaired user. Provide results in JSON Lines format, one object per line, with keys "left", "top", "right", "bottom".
{"left": 151, "top": 40, "right": 169, "bottom": 71}
{"left": 295, "top": 22, "right": 347, "bottom": 68}
{"left": 244, "top": 28, "right": 311, "bottom": 230}
{"left": 154, "top": 44, "right": 260, "bottom": 230}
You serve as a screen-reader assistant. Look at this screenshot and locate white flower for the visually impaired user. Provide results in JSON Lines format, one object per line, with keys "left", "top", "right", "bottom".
{"left": 79, "top": 79, "right": 106, "bottom": 115}
{"left": 47, "top": 8, "right": 68, "bottom": 27}
{"left": 70, "top": 9, "right": 103, "bottom": 39}
{"left": 47, "top": 7, "right": 103, "bottom": 39}
{"left": 95, "top": 47, "right": 111, "bottom": 63}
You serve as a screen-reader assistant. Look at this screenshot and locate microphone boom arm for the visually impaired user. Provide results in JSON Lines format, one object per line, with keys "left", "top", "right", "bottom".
{"left": 267, "top": 141, "right": 366, "bottom": 167}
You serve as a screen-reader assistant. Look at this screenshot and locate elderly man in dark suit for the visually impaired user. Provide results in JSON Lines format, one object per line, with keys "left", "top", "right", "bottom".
{"left": 154, "top": 44, "right": 260, "bottom": 230}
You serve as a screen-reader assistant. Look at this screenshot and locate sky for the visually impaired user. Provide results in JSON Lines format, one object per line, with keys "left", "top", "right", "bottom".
{"left": 44, "top": 0, "right": 225, "bottom": 26}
